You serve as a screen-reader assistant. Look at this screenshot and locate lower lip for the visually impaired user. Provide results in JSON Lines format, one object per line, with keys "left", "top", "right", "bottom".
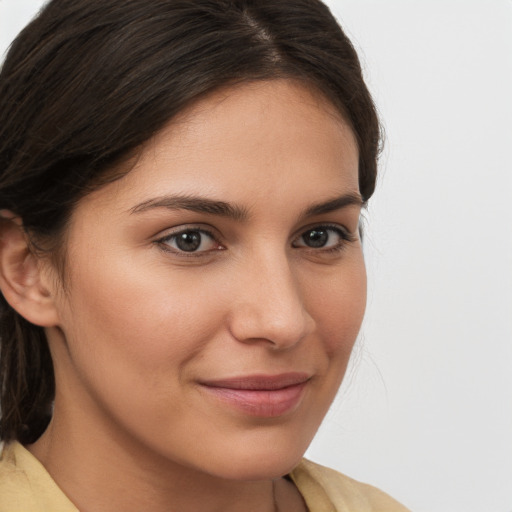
{"left": 200, "top": 383, "right": 307, "bottom": 418}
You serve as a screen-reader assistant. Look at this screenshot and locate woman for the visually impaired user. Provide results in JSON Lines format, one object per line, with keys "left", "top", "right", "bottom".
{"left": 0, "top": 0, "right": 410, "bottom": 510}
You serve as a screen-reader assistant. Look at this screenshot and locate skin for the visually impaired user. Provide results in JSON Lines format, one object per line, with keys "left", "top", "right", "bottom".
{"left": 21, "top": 79, "right": 366, "bottom": 511}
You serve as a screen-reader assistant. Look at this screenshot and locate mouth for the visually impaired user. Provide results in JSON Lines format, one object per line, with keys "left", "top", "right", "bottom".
{"left": 199, "top": 373, "right": 311, "bottom": 418}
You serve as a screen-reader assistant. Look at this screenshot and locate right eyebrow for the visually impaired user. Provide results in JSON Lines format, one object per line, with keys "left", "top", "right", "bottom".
{"left": 129, "top": 194, "right": 249, "bottom": 222}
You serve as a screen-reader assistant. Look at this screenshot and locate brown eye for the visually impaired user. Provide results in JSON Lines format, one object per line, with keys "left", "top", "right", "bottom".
{"left": 159, "top": 229, "right": 220, "bottom": 253}
{"left": 301, "top": 228, "right": 329, "bottom": 248}
{"left": 293, "top": 225, "right": 348, "bottom": 250}
{"left": 175, "top": 231, "right": 202, "bottom": 252}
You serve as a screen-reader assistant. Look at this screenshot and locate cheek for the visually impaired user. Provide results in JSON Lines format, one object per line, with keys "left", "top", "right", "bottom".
{"left": 58, "top": 254, "right": 226, "bottom": 382}
{"left": 306, "top": 259, "right": 367, "bottom": 358}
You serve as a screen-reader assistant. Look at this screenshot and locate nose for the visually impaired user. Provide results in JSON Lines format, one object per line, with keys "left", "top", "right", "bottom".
{"left": 227, "top": 254, "right": 315, "bottom": 350}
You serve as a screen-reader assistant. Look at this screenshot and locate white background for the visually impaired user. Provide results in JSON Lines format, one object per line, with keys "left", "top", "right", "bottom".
{"left": 1, "top": 1, "right": 511, "bottom": 511}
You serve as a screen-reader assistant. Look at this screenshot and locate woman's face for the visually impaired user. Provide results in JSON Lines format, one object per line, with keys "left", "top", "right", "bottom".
{"left": 46, "top": 80, "right": 366, "bottom": 480}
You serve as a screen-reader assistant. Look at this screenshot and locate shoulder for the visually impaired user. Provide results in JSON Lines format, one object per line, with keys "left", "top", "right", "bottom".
{"left": 0, "top": 441, "right": 36, "bottom": 510}
{"left": 0, "top": 441, "right": 78, "bottom": 512}
{"left": 290, "top": 458, "right": 411, "bottom": 512}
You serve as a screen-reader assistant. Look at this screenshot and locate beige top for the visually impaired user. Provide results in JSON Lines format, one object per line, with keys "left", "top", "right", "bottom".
{"left": 0, "top": 441, "right": 410, "bottom": 511}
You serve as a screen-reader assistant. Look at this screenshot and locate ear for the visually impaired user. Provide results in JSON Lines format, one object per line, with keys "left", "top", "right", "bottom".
{"left": 0, "top": 211, "right": 60, "bottom": 327}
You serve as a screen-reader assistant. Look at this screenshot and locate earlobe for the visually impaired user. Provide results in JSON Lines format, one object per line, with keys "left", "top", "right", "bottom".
{"left": 0, "top": 211, "right": 60, "bottom": 327}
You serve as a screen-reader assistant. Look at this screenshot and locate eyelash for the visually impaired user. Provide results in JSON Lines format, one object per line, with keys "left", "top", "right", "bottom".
{"left": 154, "top": 224, "right": 356, "bottom": 257}
{"left": 292, "top": 224, "right": 357, "bottom": 254}
{"left": 155, "top": 226, "right": 222, "bottom": 257}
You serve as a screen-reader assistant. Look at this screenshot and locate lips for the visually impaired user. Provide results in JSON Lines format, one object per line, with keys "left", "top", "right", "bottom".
{"left": 199, "top": 373, "right": 310, "bottom": 417}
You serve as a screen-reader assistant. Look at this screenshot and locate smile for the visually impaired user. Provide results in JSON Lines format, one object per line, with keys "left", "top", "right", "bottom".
{"left": 199, "top": 373, "right": 310, "bottom": 418}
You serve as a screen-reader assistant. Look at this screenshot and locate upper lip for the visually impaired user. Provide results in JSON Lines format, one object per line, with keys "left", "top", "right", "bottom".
{"left": 199, "top": 372, "right": 311, "bottom": 391}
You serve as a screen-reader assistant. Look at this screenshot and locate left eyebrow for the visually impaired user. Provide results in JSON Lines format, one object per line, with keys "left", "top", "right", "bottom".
{"left": 301, "top": 192, "right": 364, "bottom": 218}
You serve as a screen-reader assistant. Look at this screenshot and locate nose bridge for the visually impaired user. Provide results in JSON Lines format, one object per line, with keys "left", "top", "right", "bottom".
{"left": 229, "top": 248, "right": 314, "bottom": 349}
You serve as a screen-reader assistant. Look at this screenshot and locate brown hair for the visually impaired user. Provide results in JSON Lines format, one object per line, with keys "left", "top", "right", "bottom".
{"left": 0, "top": 0, "right": 381, "bottom": 443}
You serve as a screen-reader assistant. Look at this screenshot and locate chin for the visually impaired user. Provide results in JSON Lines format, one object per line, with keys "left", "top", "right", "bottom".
{"left": 194, "top": 431, "right": 313, "bottom": 481}
{"left": 209, "top": 456, "right": 304, "bottom": 481}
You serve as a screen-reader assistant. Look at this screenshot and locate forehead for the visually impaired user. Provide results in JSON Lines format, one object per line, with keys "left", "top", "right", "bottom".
{"left": 75, "top": 79, "right": 360, "bottom": 218}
